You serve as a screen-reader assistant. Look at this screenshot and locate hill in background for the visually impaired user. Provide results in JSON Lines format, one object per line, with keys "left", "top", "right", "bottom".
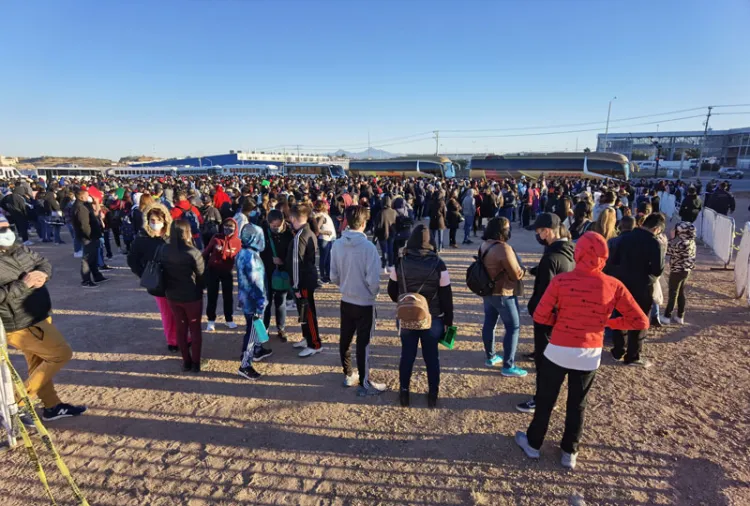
{"left": 16, "top": 156, "right": 115, "bottom": 169}
{"left": 334, "top": 148, "right": 397, "bottom": 159}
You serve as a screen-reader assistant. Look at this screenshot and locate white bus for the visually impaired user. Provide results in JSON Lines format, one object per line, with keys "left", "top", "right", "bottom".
{"left": 0, "top": 167, "right": 23, "bottom": 180}
{"left": 221, "top": 164, "right": 280, "bottom": 177}
{"left": 284, "top": 163, "right": 346, "bottom": 178}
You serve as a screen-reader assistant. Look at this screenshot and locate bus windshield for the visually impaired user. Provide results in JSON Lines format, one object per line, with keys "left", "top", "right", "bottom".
{"left": 330, "top": 165, "right": 346, "bottom": 177}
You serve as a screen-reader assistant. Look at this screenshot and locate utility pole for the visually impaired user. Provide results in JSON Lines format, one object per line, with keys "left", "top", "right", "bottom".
{"left": 368, "top": 130, "right": 371, "bottom": 158}
{"left": 603, "top": 96, "right": 617, "bottom": 152}
{"left": 696, "top": 106, "right": 713, "bottom": 180}
{"left": 297, "top": 144, "right": 300, "bottom": 162}
{"left": 433, "top": 130, "right": 439, "bottom": 155}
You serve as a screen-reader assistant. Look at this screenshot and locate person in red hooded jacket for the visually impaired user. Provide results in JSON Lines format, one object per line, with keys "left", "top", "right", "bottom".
{"left": 515, "top": 232, "right": 649, "bottom": 470}
{"left": 213, "top": 185, "right": 233, "bottom": 219}
{"left": 203, "top": 218, "right": 241, "bottom": 331}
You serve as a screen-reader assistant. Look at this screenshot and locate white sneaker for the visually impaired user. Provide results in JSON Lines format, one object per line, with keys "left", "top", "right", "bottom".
{"left": 286, "top": 301, "right": 297, "bottom": 312}
{"left": 658, "top": 316, "right": 670, "bottom": 326}
{"left": 292, "top": 339, "right": 307, "bottom": 349}
{"left": 225, "top": 321, "right": 238, "bottom": 329}
{"left": 343, "top": 373, "right": 359, "bottom": 387}
{"left": 73, "top": 251, "right": 83, "bottom": 258}
{"left": 366, "top": 381, "right": 387, "bottom": 392}
{"left": 561, "top": 451, "right": 578, "bottom": 470}
{"left": 671, "top": 315, "right": 685, "bottom": 325}
{"left": 383, "top": 267, "right": 390, "bottom": 275}
{"left": 206, "top": 321, "right": 216, "bottom": 332}
{"left": 298, "top": 347, "right": 321, "bottom": 358}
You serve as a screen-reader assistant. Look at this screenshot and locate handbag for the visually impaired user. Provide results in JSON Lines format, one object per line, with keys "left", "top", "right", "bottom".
{"left": 140, "top": 243, "right": 165, "bottom": 292}
{"left": 268, "top": 232, "right": 291, "bottom": 292}
{"left": 253, "top": 318, "right": 269, "bottom": 344}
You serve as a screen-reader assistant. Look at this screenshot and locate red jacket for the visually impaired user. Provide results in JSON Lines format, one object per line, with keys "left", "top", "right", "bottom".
{"left": 533, "top": 232, "right": 649, "bottom": 349}
{"left": 213, "top": 186, "right": 232, "bottom": 210}
{"left": 170, "top": 200, "right": 204, "bottom": 223}
{"left": 203, "top": 218, "right": 241, "bottom": 272}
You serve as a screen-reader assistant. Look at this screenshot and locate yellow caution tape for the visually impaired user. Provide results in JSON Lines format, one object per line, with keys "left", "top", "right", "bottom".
{"left": 1, "top": 346, "right": 89, "bottom": 506}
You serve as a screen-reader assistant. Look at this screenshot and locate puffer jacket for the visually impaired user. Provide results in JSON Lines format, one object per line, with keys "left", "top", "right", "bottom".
{"left": 478, "top": 240, "right": 525, "bottom": 296}
{"left": 527, "top": 239, "right": 576, "bottom": 316}
{"left": 236, "top": 223, "right": 267, "bottom": 316}
{"left": 0, "top": 245, "right": 53, "bottom": 332}
{"left": 203, "top": 218, "right": 241, "bottom": 273}
{"left": 161, "top": 241, "right": 205, "bottom": 302}
{"left": 127, "top": 202, "right": 173, "bottom": 296}
{"left": 533, "top": 232, "right": 649, "bottom": 351}
{"left": 667, "top": 221, "right": 696, "bottom": 272}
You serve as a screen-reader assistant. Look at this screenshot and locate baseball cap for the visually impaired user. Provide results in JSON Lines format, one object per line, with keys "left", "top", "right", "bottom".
{"left": 531, "top": 212, "right": 561, "bottom": 230}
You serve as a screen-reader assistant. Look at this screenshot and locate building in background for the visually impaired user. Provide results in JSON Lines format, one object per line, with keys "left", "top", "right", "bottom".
{"left": 0, "top": 156, "right": 19, "bottom": 166}
{"left": 597, "top": 127, "right": 750, "bottom": 169}
{"left": 132, "top": 150, "right": 347, "bottom": 167}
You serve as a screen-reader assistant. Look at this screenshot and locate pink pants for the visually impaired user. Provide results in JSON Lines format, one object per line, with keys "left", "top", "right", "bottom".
{"left": 154, "top": 296, "right": 178, "bottom": 346}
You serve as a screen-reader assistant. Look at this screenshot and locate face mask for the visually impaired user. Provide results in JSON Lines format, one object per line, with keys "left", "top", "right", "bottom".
{"left": 149, "top": 222, "right": 164, "bottom": 231}
{"left": 0, "top": 229, "right": 16, "bottom": 247}
{"left": 535, "top": 233, "right": 547, "bottom": 246}
{"left": 87, "top": 196, "right": 93, "bottom": 203}
{"left": 223, "top": 227, "right": 235, "bottom": 236}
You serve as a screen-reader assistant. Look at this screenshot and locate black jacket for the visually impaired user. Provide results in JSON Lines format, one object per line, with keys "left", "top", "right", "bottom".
{"left": 608, "top": 227, "right": 664, "bottom": 307}
{"left": 0, "top": 245, "right": 53, "bottom": 332}
{"left": 127, "top": 233, "right": 169, "bottom": 296}
{"left": 705, "top": 189, "right": 735, "bottom": 216}
{"left": 43, "top": 191, "right": 61, "bottom": 213}
{"left": 72, "top": 200, "right": 102, "bottom": 243}
{"left": 428, "top": 198, "right": 447, "bottom": 231}
{"left": 161, "top": 244, "right": 205, "bottom": 302}
{"left": 1, "top": 190, "right": 28, "bottom": 218}
{"left": 527, "top": 240, "right": 575, "bottom": 316}
{"left": 679, "top": 194, "right": 702, "bottom": 223}
{"left": 388, "top": 250, "right": 454, "bottom": 326}
{"left": 261, "top": 222, "right": 294, "bottom": 276}
{"left": 446, "top": 198, "right": 463, "bottom": 228}
{"left": 286, "top": 222, "right": 318, "bottom": 291}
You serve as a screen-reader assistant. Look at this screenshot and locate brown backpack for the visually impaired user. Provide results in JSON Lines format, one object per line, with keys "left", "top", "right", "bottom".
{"left": 397, "top": 261, "right": 438, "bottom": 330}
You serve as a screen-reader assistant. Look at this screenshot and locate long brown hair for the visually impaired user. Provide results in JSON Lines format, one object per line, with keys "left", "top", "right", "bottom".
{"left": 591, "top": 208, "right": 617, "bottom": 241}
{"left": 171, "top": 220, "right": 193, "bottom": 248}
{"left": 139, "top": 193, "right": 154, "bottom": 212}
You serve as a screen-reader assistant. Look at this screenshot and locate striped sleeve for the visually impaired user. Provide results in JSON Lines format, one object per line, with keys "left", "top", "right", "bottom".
{"left": 292, "top": 229, "right": 303, "bottom": 290}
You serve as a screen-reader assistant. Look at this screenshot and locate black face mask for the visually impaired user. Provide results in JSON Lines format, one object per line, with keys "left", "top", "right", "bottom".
{"left": 223, "top": 227, "right": 235, "bottom": 236}
{"left": 535, "top": 233, "right": 547, "bottom": 246}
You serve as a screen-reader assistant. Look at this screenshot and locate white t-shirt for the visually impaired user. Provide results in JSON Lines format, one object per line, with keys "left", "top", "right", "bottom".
{"left": 544, "top": 344, "right": 601, "bottom": 372}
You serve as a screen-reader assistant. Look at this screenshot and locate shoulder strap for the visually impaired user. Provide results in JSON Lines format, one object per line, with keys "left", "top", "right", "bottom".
{"left": 153, "top": 243, "right": 165, "bottom": 262}
{"left": 268, "top": 230, "right": 278, "bottom": 258}
{"left": 480, "top": 242, "right": 507, "bottom": 282}
{"left": 415, "top": 259, "right": 439, "bottom": 295}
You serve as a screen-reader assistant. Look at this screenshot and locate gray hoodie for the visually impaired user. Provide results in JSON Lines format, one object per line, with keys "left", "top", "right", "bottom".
{"left": 330, "top": 229, "right": 381, "bottom": 306}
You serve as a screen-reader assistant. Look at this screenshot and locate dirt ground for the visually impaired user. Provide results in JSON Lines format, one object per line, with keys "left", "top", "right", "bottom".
{"left": 1, "top": 200, "right": 749, "bottom": 506}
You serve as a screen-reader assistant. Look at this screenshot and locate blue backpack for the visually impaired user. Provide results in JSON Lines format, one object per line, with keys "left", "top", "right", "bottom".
{"left": 178, "top": 208, "right": 201, "bottom": 237}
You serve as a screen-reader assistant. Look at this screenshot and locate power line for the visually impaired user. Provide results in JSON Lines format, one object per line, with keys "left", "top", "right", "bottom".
{"left": 441, "top": 115, "right": 706, "bottom": 140}
{"left": 711, "top": 104, "right": 750, "bottom": 108}
{"left": 713, "top": 112, "right": 750, "bottom": 116}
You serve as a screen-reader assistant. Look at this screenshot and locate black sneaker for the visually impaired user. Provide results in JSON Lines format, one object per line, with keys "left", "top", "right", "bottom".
{"left": 93, "top": 277, "right": 110, "bottom": 283}
{"left": 253, "top": 348, "right": 273, "bottom": 362}
{"left": 427, "top": 392, "right": 438, "bottom": 409}
{"left": 516, "top": 399, "right": 536, "bottom": 413}
{"left": 650, "top": 316, "right": 663, "bottom": 329}
{"left": 42, "top": 403, "right": 87, "bottom": 421}
{"left": 191, "top": 363, "right": 201, "bottom": 373}
{"left": 182, "top": 361, "right": 192, "bottom": 372}
{"left": 100, "top": 265, "right": 113, "bottom": 271}
{"left": 238, "top": 365, "right": 262, "bottom": 380}
{"left": 18, "top": 411, "right": 38, "bottom": 433}
{"left": 167, "top": 345, "right": 179, "bottom": 353}
{"left": 277, "top": 331, "right": 288, "bottom": 343}
{"left": 626, "top": 359, "right": 653, "bottom": 368}
{"left": 81, "top": 281, "right": 98, "bottom": 288}
{"left": 611, "top": 349, "right": 624, "bottom": 361}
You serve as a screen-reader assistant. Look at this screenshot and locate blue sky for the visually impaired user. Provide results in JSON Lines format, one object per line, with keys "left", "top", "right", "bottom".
{"left": 1, "top": 0, "right": 749, "bottom": 159}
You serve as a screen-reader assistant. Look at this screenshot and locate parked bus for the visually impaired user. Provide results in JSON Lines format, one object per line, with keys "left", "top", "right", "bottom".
{"left": 221, "top": 164, "right": 280, "bottom": 177}
{"left": 284, "top": 163, "right": 346, "bottom": 178}
{"left": 107, "top": 166, "right": 180, "bottom": 178}
{"left": 34, "top": 166, "right": 109, "bottom": 180}
{"left": 348, "top": 156, "right": 456, "bottom": 179}
{"left": 468, "top": 152, "right": 633, "bottom": 181}
{"left": 1, "top": 167, "right": 24, "bottom": 180}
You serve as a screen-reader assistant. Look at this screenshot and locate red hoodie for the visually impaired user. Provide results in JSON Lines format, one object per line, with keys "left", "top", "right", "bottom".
{"left": 533, "top": 232, "right": 649, "bottom": 351}
{"left": 213, "top": 185, "right": 231, "bottom": 210}
{"left": 203, "top": 218, "right": 241, "bottom": 272}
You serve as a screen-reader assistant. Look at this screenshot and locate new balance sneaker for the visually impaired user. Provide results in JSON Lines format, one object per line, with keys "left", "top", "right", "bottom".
{"left": 515, "top": 431, "right": 540, "bottom": 459}
{"left": 42, "top": 403, "right": 87, "bottom": 421}
{"left": 253, "top": 348, "right": 273, "bottom": 362}
{"left": 343, "top": 373, "right": 359, "bottom": 387}
{"left": 225, "top": 321, "right": 238, "bottom": 330}
{"left": 238, "top": 365, "right": 262, "bottom": 380}
{"left": 357, "top": 382, "right": 386, "bottom": 396}
{"left": 205, "top": 321, "right": 216, "bottom": 332}
{"left": 485, "top": 356, "right": 502, "bottom": 367}
{"left": 516, "top": 399, "right": 536, "bottom": 414}
{"left": 561, "top": 451, "right": 578, "bottom": 470}
{"left": 502, "top": 366, "right": 528, "bottom": 378}
{"left": 671, "top": 315, "right": 685, "bottom": 325}
{"left": 298, "top": 347, "right": 321, "bottom": 358}
{"left": 292, "top": 339, "right": 308, "bottom": 349}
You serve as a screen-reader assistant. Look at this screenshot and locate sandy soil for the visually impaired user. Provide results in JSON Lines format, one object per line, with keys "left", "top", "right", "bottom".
{"left": 1, "top": 200, "right": 749, "bottom": 506}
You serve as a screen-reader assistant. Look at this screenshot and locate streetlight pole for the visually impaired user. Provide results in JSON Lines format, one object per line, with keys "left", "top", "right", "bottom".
{"left": 603, "top": 96, "right": 617, "bottom": 152}
{"left": 653, "top": 141, "right": 662, "bottom": 178}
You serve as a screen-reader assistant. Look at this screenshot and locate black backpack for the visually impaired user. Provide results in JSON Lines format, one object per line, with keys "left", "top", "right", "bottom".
{"left": 466, "top": 243, "right": 503, "bottom": 296}
{"left": 395, "top": 214, "right": 414, "bottom": 241}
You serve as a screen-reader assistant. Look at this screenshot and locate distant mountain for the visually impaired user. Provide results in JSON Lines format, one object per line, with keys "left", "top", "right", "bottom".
{"left": 17, "top": 156, "right": 114, "bottom": 169}
{"left": 333, "top": 148, "right": 398, "bottom": 159}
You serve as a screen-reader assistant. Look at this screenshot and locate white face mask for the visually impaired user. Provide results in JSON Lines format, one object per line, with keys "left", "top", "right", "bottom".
{"left": 0, "top": 229, "right": 16, "bottom": 247}
{"left": 149, "top": 222, "right": 164, "bottom": 231}
{"left": 87, "top": 196, "right": 93, "bottom": 203}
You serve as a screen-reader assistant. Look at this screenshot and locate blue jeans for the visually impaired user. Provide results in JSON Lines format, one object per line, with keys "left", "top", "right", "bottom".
{"left": 38, "top": 217, "right": 50, "bottom": 242}
{"left": 650, "top": 302, "right": 660, "bottom": 320}
{"left": 430, "top": 229, "right": 444, "bottom": 252}
{"left": 482, "top": 295, "right": 521, "bottom": 368}
{"left": 319, "top": 238, "right": 333, "bottom": 279}
{"left": 98, "top": 237, "right": 106, "bottom": 267}
{"left": 67, "top": 223, "right": 82, "bottom": 253}
{"left": 50, "top": 224, "right": 62, "bottom": 243}
{"left": 378, "top": 237, "right": 395, "bottom": 268}
{"left": 399, "top": 317, "right": 442, "bottom": 395}
{"left": 463, "top": 217, "right": 473, "bottom": 242}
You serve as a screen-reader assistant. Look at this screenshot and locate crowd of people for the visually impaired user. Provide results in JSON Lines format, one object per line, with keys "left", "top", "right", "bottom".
{"left": 0, "top": 169, "right": 740, "bottom": 469}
